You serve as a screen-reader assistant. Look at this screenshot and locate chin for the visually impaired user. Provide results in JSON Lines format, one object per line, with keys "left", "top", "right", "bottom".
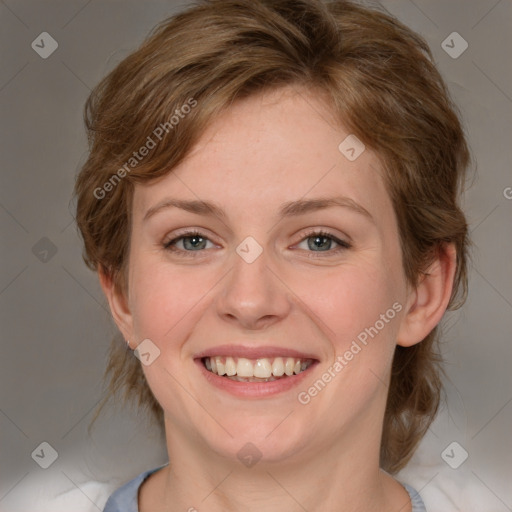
{"left": 201, "top": 415, "right": 313, "bottom": 467}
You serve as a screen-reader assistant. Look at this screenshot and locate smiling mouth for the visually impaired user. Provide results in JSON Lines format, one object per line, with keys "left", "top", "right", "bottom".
{"left": 202, "top": 356, "right": 314, "bottom": 382}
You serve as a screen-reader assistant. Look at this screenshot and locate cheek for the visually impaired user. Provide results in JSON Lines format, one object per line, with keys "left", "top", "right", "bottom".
{"left": 292, "top": 263, "right": 403, "bottom": 435}
{"left": 128, "top": 255, "right": 209, "bottom": 344}
{"left": 304, "top": 262, "right": 400, "bottom": 351}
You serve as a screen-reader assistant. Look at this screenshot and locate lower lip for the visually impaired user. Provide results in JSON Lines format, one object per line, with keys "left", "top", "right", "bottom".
{"left": 195, "top": 359, "right": 318, "bottom": 398}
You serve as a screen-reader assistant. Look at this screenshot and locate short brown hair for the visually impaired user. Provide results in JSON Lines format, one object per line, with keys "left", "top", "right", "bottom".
{"left": 74, "top": 0, "right": 471, "bottom": 473}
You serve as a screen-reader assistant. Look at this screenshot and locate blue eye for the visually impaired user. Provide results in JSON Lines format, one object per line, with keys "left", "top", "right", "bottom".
{"left": 163, "top": 229, "right": 351, "bottom": 257}
{"left": 163, "top": 231, "right": 213, "bottom": 253}
{"left": 295, "top": 230, "right": 351, "bottom": 257}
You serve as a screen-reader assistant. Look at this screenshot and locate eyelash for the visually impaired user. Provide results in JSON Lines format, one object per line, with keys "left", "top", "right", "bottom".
{"left": 162, "top": 229, "right": 352, "bottom": 258}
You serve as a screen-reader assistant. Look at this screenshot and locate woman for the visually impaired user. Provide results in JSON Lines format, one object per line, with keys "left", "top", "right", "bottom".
{"left": 74, "top": 0, "right": 470, "bottom": 510}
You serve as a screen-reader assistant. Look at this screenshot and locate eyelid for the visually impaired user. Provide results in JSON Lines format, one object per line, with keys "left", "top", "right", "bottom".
{"left": 163, "top": 228, "right": 218, "bottom": 250}
{"left": 292, "top": 229, "right": 352, "bottom": 256}
{"left": 297, "top": 227, "right": 352, "bottom": 246}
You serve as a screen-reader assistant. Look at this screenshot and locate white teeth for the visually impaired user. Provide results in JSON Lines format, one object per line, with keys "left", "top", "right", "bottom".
{"left": 236, "top": 358, "right": 254, "bottom": 377}
{"left": 284, "top": 358, "right": 295, "bottom": 376}
{"left": 272, "top": 357, "right": 285, "bottom": 376}
{"left": 225, "top": 356, "right": 236, "bottom": 376}
{"left": 216, "top": 357, "right": 226, "bottom": 376}
{"left": 204, "top": 356, "right": 313, "bottom": 379}
{"left": 254, "top": 359, "right": 272, "bottom": 378}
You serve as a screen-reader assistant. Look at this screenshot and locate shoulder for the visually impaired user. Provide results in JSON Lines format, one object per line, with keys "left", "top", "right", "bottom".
{"left": 102, "top": 466, "right": 167, "bottom": 512}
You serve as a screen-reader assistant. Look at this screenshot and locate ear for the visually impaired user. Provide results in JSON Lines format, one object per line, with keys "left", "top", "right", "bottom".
{"left": 98, "top": 266, "right": 135, "bottom": 347}
{"left": 397, "top": 243, "right": 457, "bottom": 347}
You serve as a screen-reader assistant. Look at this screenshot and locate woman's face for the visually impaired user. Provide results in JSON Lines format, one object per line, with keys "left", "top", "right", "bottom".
{"left": 122, "top": 87, "right": 411, "bottom": 464}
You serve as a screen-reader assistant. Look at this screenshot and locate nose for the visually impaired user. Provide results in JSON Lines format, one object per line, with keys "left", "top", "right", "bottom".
{"left": 215, "top": 244, "right": 292, "bottom": 331}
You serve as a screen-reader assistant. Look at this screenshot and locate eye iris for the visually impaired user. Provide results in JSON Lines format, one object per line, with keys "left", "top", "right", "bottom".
{"left": 308, "top": 235, "right": 331, "bottom": 251}
{"left": 184, "top": 235, "right": 206, "bottom": 250}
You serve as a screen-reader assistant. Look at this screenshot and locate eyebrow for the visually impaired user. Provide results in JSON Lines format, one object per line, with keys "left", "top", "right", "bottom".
{"left": 142, "top": 196, "right": 374, "bottom": 223}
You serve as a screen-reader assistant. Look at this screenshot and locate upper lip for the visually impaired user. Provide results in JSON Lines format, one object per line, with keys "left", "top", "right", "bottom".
{"left": 194, "top": 344, "right": 320, "bottom": 361}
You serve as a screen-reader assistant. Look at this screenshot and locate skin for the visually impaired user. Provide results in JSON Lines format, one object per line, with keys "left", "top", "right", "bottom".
{"left": 100, "top": 86, "right": 456, "bottom": 512}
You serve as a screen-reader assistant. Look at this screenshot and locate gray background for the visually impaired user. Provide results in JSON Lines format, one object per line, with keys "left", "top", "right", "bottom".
{"left": 1, "top": 0, "right": 511, "bottom": 510}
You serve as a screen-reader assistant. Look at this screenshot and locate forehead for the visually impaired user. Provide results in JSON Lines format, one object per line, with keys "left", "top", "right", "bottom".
{"left": 133, "top": 87, "right": 393, "bottom": 229}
